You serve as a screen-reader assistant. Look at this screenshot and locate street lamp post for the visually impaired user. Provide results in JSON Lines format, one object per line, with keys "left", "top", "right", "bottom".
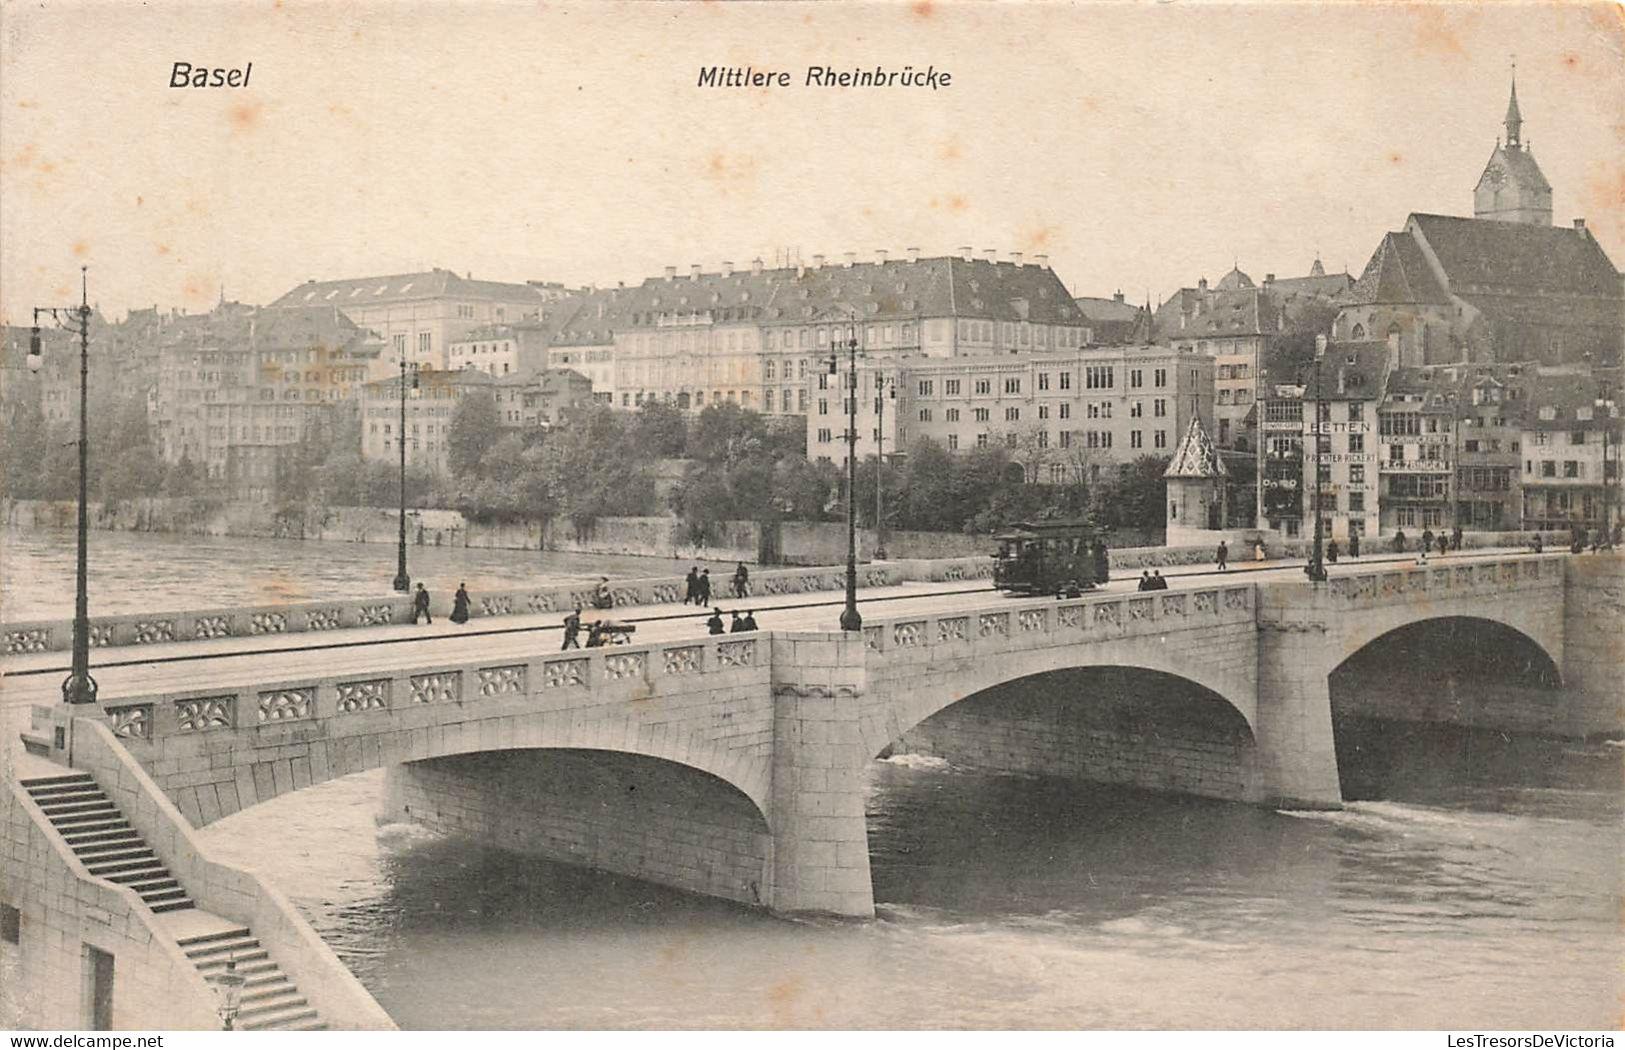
{"left": 29, "top": 267, "right": 98, "bottom": 704}
{"left": 1306, "top": 337, "right": 1328, "bottom": 583}
{"left": 212, "top": 955, "right": 244, "bottom": 1031}
{"left": 392, "top": 358, "right": 419, "bottom": 593}
{"left": 828, "top": 324, "right": 862, "bottom": 631}
{"left": 1598, "top": 384, "right": 1617, "bottom": 542}
{"left": 874, "top": 373, "right": 895, "bottom": 561}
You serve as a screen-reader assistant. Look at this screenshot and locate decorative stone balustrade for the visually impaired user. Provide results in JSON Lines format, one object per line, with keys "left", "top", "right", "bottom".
{"left": 2, "top": 557, "right": 992, "bottom": 656}
{"left": 85, "top": 631, "right": 772, "bottom": 746}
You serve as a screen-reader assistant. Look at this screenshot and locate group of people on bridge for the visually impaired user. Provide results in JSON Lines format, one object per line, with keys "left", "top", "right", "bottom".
{"left": 682, "top": 563, "right": 752, "bottom": 605}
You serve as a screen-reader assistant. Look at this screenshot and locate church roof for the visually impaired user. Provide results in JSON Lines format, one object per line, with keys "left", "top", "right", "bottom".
{"left": 1407, "top": 213, "right": 1618, "bottom": 297}
{"left": 1164, "top": 415, "right": 1227, "bottom": 479}
{"left": 1346, "top": 231, "right": 1450, "bottom": 306}
{"left": 1215, "top": 266, "right": 1254, "bottom": 291}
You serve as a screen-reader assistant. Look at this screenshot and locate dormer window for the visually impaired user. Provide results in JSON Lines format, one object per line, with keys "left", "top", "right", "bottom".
{"left": 1539, "top": 405, "right": 1556, "bottom": 420}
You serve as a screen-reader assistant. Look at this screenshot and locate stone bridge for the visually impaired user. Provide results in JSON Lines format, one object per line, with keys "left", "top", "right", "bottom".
{"left": 25, "top": 553, "right": 1615, "bottom": 920}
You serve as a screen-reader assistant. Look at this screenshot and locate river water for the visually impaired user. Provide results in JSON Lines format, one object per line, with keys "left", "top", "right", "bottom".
{"left": 0, "top": 528, "right": 746, "bottom": 621}
{"left": 193, "top": 722, "right": 1623, "bottom": 1030}
{"left": 5, "top": 529, "right": 1621, "bottom": 1029}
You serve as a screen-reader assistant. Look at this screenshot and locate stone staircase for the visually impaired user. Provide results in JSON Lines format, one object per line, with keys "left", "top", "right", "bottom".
{"left": 176, "top": 926, "right": 326, "bottom": 1031}
{"left": 23, "top": 771, "right": 194, "bottom": 914}
{"left": 20, "top": 770, "right": 327, "bottom": 1031}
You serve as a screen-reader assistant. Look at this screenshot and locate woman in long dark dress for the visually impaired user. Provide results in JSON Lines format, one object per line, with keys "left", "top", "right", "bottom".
{"left": 450, "top": 583, "right": 471, "bottom": 624}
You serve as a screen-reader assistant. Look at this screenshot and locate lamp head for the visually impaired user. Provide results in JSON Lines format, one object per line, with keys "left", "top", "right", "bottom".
{"left": 26, "top": 326, "right": 42, "bottom": 373}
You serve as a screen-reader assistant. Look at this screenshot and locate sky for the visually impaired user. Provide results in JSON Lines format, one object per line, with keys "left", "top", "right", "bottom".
{"left": 2, "top": 1, "right": 1622, "bottom": 322}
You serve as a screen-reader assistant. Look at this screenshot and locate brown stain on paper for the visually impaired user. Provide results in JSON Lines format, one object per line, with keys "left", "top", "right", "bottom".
{"left": 228, "top": 101, "right": 263, "bottom": 134}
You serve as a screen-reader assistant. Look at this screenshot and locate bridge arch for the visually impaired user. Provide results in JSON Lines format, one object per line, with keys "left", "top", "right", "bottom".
{"left": 869, "top": 654, "right": 1262, "bottom": 806}
{"left": 1329, "top": 612, "right": 1562, "bottom": 689}
{"left": 868, "top": 635, "right": 1257, "bottom": 763}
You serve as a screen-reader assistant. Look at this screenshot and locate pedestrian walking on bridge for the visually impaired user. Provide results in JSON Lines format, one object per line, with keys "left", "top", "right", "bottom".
{"left": 1216, "top": 541, "right": 1228, "bottom": 572}
{"left": 683, "top": 567, "right": 699, "bottom": 605}
{"left": 733, "top": 562, "right": 750, "bottom": 599}
{"left": 706, "top": 608, "right": 726, "bottom": 635}
{"left": 411, "top": 583, "right": 433, "bottom": 624}
{"left": 561, "top": 608, "right": 582, "bottom": 650}
{"left": 1348, "top": 532, "right": 1361, "bottom": 560}
{"left": 450, "top": 583, "right": 470, "bottom": 625}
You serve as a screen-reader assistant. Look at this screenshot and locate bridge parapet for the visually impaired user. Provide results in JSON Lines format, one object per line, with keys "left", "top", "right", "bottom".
{"left": 1258, "top": 553, "right": 1562, "bottom": 622}
{"left": 1, "top": 557, "right": 993, "bottom": 655}
{"left": 33, "top": 630, "right": 778, "bottom": 827}
{"left": 858, "top": 583, "right": 1258, "bottom": 659}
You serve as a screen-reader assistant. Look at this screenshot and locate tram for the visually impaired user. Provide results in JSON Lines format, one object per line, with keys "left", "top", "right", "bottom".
{"left": 991, "top": 519, "right": 1108, "bottom": 596}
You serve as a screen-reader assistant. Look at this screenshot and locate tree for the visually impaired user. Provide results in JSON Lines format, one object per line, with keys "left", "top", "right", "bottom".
{"left": 1, "top": 402, "right": 47, "bottom": 500}
{"left": 689, "top": 402, "right": 768, "bottom": 465}
{"left": 446, "top": 392, "right": 503, "bottom": 478}
{"left": 631, "top": 400, "right": 688, "bottom": 458}
{"left": 1091, "top": 455, "right": 1171, "bottom": 531}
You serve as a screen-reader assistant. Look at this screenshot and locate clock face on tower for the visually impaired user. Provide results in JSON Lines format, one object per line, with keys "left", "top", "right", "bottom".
{"left": 1485, "top": 163, "right": 1507, "bottom": 188}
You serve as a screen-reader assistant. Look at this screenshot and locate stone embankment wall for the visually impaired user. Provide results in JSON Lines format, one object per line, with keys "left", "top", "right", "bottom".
{"left": 1561, "top": 554, "right": 1625, "bottom": 736}
{"left": 1, "top": 765, "right": 221, "bottom": 1030}
{"left": 381, "top": 750, "right": 772, "bottom": 907}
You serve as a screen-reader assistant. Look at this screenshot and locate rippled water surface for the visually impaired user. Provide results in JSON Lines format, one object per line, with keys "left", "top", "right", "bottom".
{"left": 1, "top": 528, "right": 747, "bottom": 620}
{"left": 198, "top": 725, "right": 1622, "bottom": 1030}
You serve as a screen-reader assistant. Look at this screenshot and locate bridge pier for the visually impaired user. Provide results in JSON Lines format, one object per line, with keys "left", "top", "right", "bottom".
{"left": 766, "top": 634, "right": 875, "bottom": 918}
{"left": 1255, "top": 626, "right": 1344, "bottom": 810}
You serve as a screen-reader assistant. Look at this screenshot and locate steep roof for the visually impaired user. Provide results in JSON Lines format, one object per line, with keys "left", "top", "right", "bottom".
{"left": 1345, "top": 231, "right": 1450, "bottom": 306}
{"left": 270, "top": 269, "right": 553, "bottom": 309}
{"left": 1300, "top": 341, "right": 1390, "bottom": 400}
{"left": 1074, "top": 294, "right": 1142, "bottom": 324}
{"left": 1520, "top": 367, "right": 1625, "bottom": 431}
{"left": 1166, "top": 288, "right": 1279, "bottom": 340}
{"left": 1407, "top": 213, "right": 1618, "bottom": 297}
{"left": 1164, "top": 415, "right": 1227, "bottom": 479}
{"left": 1215, "top": 266, "right": 1254, "bottom": 291}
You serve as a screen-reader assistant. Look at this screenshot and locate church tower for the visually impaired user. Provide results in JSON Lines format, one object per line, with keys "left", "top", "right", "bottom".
{"left": 1473, "top": 68, "right": 1553, "bottom": 225}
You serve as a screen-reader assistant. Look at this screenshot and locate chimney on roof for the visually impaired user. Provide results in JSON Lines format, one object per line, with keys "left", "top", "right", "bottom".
{"left": 1113, "top": 290, "right": 1125, "bottom": 304}
{"left": 876, "top": 249, "right": 888, "bottom": 265}
{"left": 1034, "top": 254, "right": 1048, "bottom": 268}
{"left": 664, "top": 266, "right": 676, "bottom": 281}
{"left": 1315, "top": 334, "right": 1328, "bottom": 358}
{"left": 617, "top": 281, "right": 625, "bottom": 289}
{"left": 1010, "top": 251, "right": 1023, "bottom": 266}
{"left": 907, "top": 246, "right": 921, "bottom": 263}
{"left": 690, "top": 264, "right": 702, "bottom": 279}
{"left": 722, "top": 261, "right": 734, "bottom": 276}
{"left": 1197, "top": 277, "right": 1208, "bottom": 293}
{"left": 812, "top": 253, "right": 825, "bottom": 268}
{"left": 844, "top": 252, "right": 856, "bottom": 267}
{"left": 752, "top": 257, "right": 764, "bottom": 274}
{"left": 983, "top": 249, "right": 996, "bottom": 263}
{"left": 1264, "top": 273, "right": 1275, "bottom": 285}
{"left": 1337, "top": 367, "right": 1346, "bottom": 395}
{"left": 1573, "top": 218, "right": 1588, "bottom": 232}
{"left": 959, "top": 245, "right": 973, "bottom": 262}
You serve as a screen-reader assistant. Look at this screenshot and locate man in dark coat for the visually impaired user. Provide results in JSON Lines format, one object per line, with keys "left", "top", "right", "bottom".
{"left": 1151, "top": 570, "right": 1168, "bottom": 590}
{"left": 411, "top": 583, "right": 432, "bottom": 624}
{"left": 729, "top": 610, "right": 746, "bottom": 632}
{"left": 741, "top": 610, "right": 759, "bottom": 631}
{"left": 683, "top": 567, "right": 699, "bottom": 605}
{"left": 733, "top": 562, "right": 750, "bottom": 599}
{"left": 697, "top": 569, "right": 712, "bottom": 605}
{"left": 1216, "top": 541, "right": 1228, "bottom": 572}
{"left": 1348, "top": 532, "right": 1361, "bottom": 560}
{"left": 706, "top": 608, "right": 725, "bottom": 635}
{"left": 561, "top": 609, "right": 582, "bottom": 650}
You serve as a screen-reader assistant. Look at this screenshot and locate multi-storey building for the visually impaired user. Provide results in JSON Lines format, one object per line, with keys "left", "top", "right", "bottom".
{"left": 269, "top": 269, "right": 561, "bottom": 372}
{"left": 1257, "top": 381, "right": 1307, "bottom": 537}
{"left": 1519, "top": 369, "right": 1623, "bottom": 534}
{"left": 153, "top": 305, "right": 376, "bottom": 483}
{"left": 1454, "top": 365, "right": 1530, "bottom": 529}
{"left": 609, "top": 250, "right": 1091, "bottom": 418}
{"left": 806, "top": 346, "right": 1213, "bottom": 478}
{"left": 1377, "top": 367, "right": 1459, "bottom": 533}
{"left": 1299, "top": 340, "right": 1388, "bottom": 542}
{"left": 447, "top": 322, "right": 552, "bottom": 379}
{"left": 359, "top": 368, "right": 493, "bottom": 475}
